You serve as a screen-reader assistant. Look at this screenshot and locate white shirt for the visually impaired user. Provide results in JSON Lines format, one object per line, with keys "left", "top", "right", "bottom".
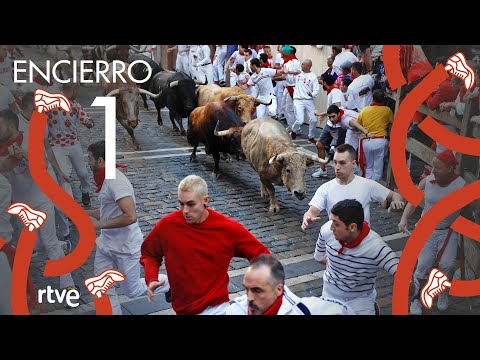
{"left": 423, "top": 175, "right": 466, "bottom": 229}
{"left": 194, "top": 45, "right": 212, "bottom": 66}
{"left": 178, "top": 45, "right": 190, "bottom": 54}
{"left": 315, "top": 220, "right": 398, "bottom": 300}
{"left": 228, "top": 50, "right": 246, "bottom": 70}
{"left": 309, "top": 175, "right": 390, "bottom": 223}
{"left": 332, "top": 51, "right": 359, "bottom": 77}
{"left": 247, "top": 68, "right": 277, "bottom": 100}
{"left": 346, "top": 75, "right": 374, "bottom": 111}
{"left": 326, "top": 88, "right": 346, "bottom": 128}
{"left": 338, "top": 110, "right": 362, "bottom": 149}
{"left": 97, "top": 168, "right": 143, "bottom": 254}
{"left": 283, "top": 59, "right": 301, "bottom": 87}
{"left": 293, "top": 71, "right": 320, "bottom": 100}
{"left": 226, "top": 285, "right": 354, "bottom": 315}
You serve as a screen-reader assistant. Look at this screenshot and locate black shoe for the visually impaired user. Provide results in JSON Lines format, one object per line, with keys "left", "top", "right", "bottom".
{"left": 82, "top": 192, "right": 90, "bottom": 206}
{"left": 165, "top": 289, "right": 172, "bottom": 303}
{"left": 289, "top": 131, "right": 297, "bottom": 140}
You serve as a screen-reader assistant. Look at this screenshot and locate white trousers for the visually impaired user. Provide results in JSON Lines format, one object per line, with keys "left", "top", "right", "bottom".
{"left": 275, "top": 81, "right": 285, "bottom": 116}
{"left": 322, "top": 288, "right": 377, "bottom": 315}
{"left": 256, "top": 95, "right": 277, "bottom": 118}
{"left": 362, "top": 138, "right": 388, "bottom": 182}
{"left": 292, "top": 98, "right": 317, "bottom": 138}
{"left": 282, "top": 89, "right": 295, "bottom": 130}
{"left": 27, "top": 199, "right": 74, "bottom": 289}
{"left": 198, "top": 301, "right": 230, "bottom": 315}
{"left": 176, "top": 52, "right": 190, "bottom": 75}
{"left": 414, "top": 229, "right": 458, "bottom": 280}
{"left": 51, "top": 142, "right": 91, "bottom": 195}
{"left": 94, "top": 240, "right": 170, "bottom": 315}
{"left": 213, "top": 51, "right": 227, "bottom": 82}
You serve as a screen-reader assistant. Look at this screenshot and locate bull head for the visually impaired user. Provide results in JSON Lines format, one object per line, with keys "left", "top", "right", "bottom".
{"left": 214, "top": 120, "right": 231, "bottom": 137}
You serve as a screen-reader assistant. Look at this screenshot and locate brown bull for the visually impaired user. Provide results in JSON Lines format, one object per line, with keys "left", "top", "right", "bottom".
{"left": 196, "top": 84, "right": 271, "bottom": 123}
{"left": 187, "top": 102, "right": 244, "bottom": 175}
{"left": 100, "top": 61, "right": 160, "bottom": 149}
{"left": 241, "top": 118, "right": 328, "bottom": 212}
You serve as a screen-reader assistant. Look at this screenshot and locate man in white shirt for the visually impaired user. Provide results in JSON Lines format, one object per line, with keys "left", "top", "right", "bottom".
{"left": 86, "top": 140, "right": 170, "bottom": 315}
{"left": 226, "top": 254, "right": 353, "bottom": 315}
{"left": 314, "top": 199, "right": 398, "bottom": 314}
{"left": 240, "top": 58, "right": 277, "bottom": 118}
{"left": 331, "top": 45, "right": 359, "bottom": 77}
{"left": 224, "top": 45, "right": 247, "bottom": 87}
{"left": 291, "top": 59, "right": 320, "bottom": 142}
{"left": 192, "top": 45, "right": 213, "bottom": 85}
{"left": 302, "top": 144, "right": 405, "bottom": 232}
{"left": 167, "top": 45, "right": 190, "bottom": 75}
{"left": 346, "top": 62, "right": 374, "bottom": 112}
{"left": 213, "top": 45, "right": 227, "bottom": 85}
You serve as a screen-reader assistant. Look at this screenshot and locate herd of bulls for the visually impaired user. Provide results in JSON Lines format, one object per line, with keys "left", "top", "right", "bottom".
{"left": 92, "top": 52, "right": 328, "bottom": 213}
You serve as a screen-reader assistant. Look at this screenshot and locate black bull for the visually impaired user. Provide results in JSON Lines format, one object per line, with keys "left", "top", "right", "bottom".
{"left": 187, "top": 102, "right": 245, "bottom": 174}
{"left": 150, "top": 70, "right": 203, "bottom": 135}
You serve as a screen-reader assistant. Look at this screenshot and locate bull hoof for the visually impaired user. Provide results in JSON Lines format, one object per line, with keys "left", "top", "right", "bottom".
{"left": 190, "top": 156, "right": 198, "bottom": 163}
{"left": 268, "top": 204, "right": 280, "bottom": 213}
{"left": 213, "top": 171, "right": 220, "bottom": 179}
{"left": 180, "top": 130, "right": 186, "bottom": 136}
{"left": 135, "top": 144, "right": 141, "bottom": 150}
{"left": 157, "top": 121, "right": 163, "bottom": 126}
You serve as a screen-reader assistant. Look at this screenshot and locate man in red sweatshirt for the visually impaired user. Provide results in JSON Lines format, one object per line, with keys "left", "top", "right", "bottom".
{"left": 140, "top": 175, "right": 270, "bottom": 315}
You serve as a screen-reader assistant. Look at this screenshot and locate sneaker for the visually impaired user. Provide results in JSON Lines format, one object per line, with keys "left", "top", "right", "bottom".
{"left": 410, "top": 298, "right": 422, "bottom": 315}
{"left": 84, "top": 269, "right": 126, "bottom": 298}
{"left": 444, "top": 52, "right": 475, "bottom": 90}
{"left": 289, "top": 131, "right": 297, "bottom": 140}
{"left": 437, "top": 292, "right": 449, "bottom": 311}
{"left": 7, "top": 202, "right": 47, "bottom": 232}
{"left": 82, "top": 192, "right": 91, "bottom": 206}
{"left": 34, "top": 89, "right": 71, "bottom": 114}
{"left": 63, "top": 235, "right": 74, "bottom": 256}
{"left": 420, "top": 268, "right": 451, "bottom": 309}
{"left": 312, "top": 168, "right": 328, "bottom": 178}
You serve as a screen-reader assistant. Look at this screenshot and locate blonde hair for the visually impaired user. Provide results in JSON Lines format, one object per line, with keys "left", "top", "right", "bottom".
{"left": 178, "top": 175, "right": 208, "bottom": 197}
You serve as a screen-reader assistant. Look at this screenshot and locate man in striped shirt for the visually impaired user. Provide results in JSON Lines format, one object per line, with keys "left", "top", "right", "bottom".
{"left": 314, "top": 199, "right": 398, "bottom": 315}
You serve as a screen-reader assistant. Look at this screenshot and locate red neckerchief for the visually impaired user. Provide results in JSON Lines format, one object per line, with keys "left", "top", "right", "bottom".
{"left": 370, "top": 102, "right": 384, "bottom": 106}
{"left": 283, "top": 55, "right": 297, "bottom": 65}
{"left": 261, "top": 62, "right": 271, "bottom": 68}
{"left": 268, "top": 55, "right": 272, "bottom": 59}
{"left": 326, "top": 84, "right": 339, "bottom": 94}
{"left": 430, "top": 173, "right": 460, "bottom": 186}
{"left": 338, "top": 221, "right": 370, "bottom": 254}
{"left": 0, "top": 131, "right": 23, "bottom": 157}
{"left": 94, "top": 164, "right": 128, "bottom": 192}
{"left": 249, "top": 294, "right": 283, "bottom": 315}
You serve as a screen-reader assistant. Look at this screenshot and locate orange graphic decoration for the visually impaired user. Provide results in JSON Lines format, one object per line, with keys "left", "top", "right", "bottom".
{"left": 384, "top": 45, "right": 480, "bottom": 314}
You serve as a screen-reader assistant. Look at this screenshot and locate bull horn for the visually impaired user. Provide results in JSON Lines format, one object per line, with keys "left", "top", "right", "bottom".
{"left": 214, "top": 120, "right": 230, "bottom": 137}
{"left": 268, "top": 154, "right": 277, "bottom": 165}
{"left": 195, "top": 77, "right": 207, "bottom": 85}
{"left": 139, "top": 89, "right": 162, "bottom": 99}
{"left": 303, "top": 153, "right": 329, "bottom": 164}
{"left": 81, "top": 45, "right": 97, "bottom": 51}
{"left": 169, "top": 81, "right": 179, "bottom": 88}
{"left": 254, "top": 96, "right": 272, "bottom": 105}
{"left": 224, "top": 95, "right": 238, "bottom": 102}
{"left": 105, "top": 45, "right": 117, "bottom": 52}
{"left": 106, "top": 89, "right": 121, "bottom": 97}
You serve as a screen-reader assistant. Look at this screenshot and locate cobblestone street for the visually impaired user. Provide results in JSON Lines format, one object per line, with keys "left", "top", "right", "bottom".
{"left": 15, "top": 46, "right": 480, "bottom": 316}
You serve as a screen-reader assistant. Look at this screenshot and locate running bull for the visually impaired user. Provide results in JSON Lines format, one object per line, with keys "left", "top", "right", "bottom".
{"left": 149, "top": 70, "right": 205, "bottom": 136}
{"left": 100, "top": 61, "right": 161, "bottom": 149}
{"left": 188, "top": 102, "right": 244, "bottom": 175}
{"left": 241, "top": 118, "right": 328, "bottom": 212}
{"left": 196, "top": 84, "right": 271, "bottom": 124}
